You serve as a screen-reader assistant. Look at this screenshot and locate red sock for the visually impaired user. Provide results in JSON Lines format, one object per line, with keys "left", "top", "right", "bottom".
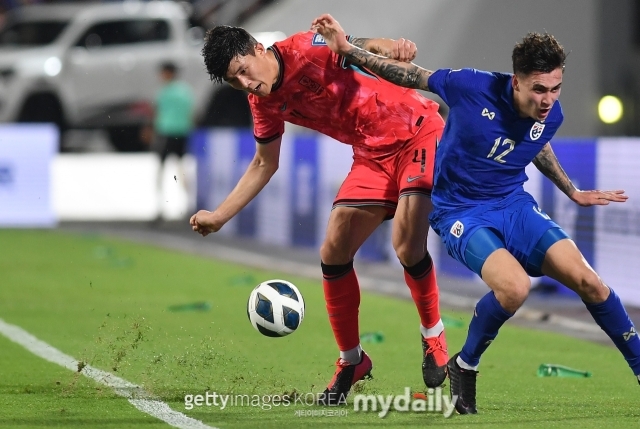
{"left": 403, "top": 252, "right": 441, "bottom": 329}
{"left": 322, "top": 261, "right": 361, "bottom": 351}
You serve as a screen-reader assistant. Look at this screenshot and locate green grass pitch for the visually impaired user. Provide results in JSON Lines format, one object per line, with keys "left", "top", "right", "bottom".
{"left": 0, "top": 230, "right": 637, "bottom": 428}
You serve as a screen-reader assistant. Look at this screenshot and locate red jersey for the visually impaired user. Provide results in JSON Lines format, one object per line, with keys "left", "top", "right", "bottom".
{"left": 249, "top": 31, "right": 441, "bottom": 154}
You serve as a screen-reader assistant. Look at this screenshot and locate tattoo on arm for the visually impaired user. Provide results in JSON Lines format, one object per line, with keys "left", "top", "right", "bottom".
{"left": 350, "top": 37, "right": 394, "bottom": 57}
{"left": 342, "top": 45, "right": 432, "bottom": 91}
{"left": 532, "top": 143, "right": 577, "bottom": 197}
{"left": 350, "top": 37, "right": 369, "bottom": 50}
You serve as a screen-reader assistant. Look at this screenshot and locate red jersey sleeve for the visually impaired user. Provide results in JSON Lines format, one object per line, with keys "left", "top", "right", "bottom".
{"left": 249, "top": 96, "right": 285, "bottom": 143}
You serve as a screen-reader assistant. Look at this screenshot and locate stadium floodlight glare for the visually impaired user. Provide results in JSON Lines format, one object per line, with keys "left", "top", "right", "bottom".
{"left": 598, "top": 95, "right": 623, "bottom": 124}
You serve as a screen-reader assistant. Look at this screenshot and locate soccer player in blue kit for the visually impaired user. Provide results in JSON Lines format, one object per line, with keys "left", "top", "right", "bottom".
{"left": 312, "top": 14, "right": 640, "bottom": 414}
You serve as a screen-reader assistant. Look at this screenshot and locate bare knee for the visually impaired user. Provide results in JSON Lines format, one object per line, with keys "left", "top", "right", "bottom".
{"left": 320, "top": 240, "right": 353, "bottom": 266}
{"left": 394, "top": 241, "right": 425, "bottom": 267}
{"left": 493, "top": 275, "right": 530, "bottom": 314}
{"left": 571, "top": 270, "right": 608, "bottom": 303}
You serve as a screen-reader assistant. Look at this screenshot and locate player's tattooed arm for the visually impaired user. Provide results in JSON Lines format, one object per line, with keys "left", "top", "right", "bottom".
{"left": 312, "top": 14, "right": 431, "bottom": 90}
{"left": 341, "top": 45, "right": 432, "bottom": 91}
{"left": 351, "top": 36, "right": 417, "bottom": 62}
{"left": 350, "top": 38, "right": 374, "bottom": 50}
{"left": 534, "top": 142, "right": 628, "bottom": 206}
{"left": 351, "top": 37, "right": 393, "bottom": 57}
{"left": 532, "top": 142, "right": 577, "bottom": 197}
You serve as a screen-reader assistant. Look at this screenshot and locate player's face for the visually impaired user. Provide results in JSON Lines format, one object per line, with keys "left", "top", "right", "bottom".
{"left": 512, "top": 68, "right": 563, "bottom": 121}
{"left": 224, "top": 44, "right": 274, "bottom": 97}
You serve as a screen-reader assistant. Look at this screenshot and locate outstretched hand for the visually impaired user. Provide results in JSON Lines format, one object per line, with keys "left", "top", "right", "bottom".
{"left": 571, "top": 189, "right": 628, "bottom": 207}
{"left": 311, "top": 14, "right": 351, "bottom": 55}
{"left": 189, "top": 210, "right": 221, "bottom": 237}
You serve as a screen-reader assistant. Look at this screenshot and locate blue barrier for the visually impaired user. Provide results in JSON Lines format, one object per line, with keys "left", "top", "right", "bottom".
{"left": 191, "top": 129, "right": 640, "bottom": 306}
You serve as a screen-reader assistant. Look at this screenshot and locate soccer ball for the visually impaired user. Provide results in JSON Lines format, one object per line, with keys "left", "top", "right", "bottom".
{"left": 247, "top": 279, "right": 305, "bottom": 337}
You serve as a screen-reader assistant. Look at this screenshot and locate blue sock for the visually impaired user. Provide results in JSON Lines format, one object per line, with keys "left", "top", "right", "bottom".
{"left": 460, "top": 291, "right": 513, "bottom": 367}
{"left": 584, "top": 288, "right": 640, "bottom": 375}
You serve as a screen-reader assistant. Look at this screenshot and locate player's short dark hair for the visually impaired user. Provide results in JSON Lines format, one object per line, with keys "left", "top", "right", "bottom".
{"left": 512, "top": 32, "right": 566, "bottom": 76}
{"left": 202, "top": 25, "right": 258, "bottom": 84}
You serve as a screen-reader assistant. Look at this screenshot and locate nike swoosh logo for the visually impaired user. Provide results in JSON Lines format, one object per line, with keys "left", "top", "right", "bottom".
{"left": 407, "top": 175, "right": 424, "bottom": 183}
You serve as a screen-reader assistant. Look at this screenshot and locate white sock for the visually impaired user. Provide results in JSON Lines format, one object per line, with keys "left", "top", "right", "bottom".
{"left": 457, "top": 355, "right": 479, "bottom": 371}
{"left": 421, "top": 319, "right": 444, "bottom": 338}
{"left": 340, "top": 344, "right": 362, "bottom": 364}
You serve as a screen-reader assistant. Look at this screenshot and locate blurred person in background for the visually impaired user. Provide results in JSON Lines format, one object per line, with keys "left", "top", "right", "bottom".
{"left": 312, "top": 13, "right": 640, "bottom": 415}
{"left": 148, "top": 61, "right": 194, "bottom": 164}
{"left": 190, "top": 24, "right": 450, "bottom": 405}
{"left": 143, "top": 61, "right": 195, "bottom": 220}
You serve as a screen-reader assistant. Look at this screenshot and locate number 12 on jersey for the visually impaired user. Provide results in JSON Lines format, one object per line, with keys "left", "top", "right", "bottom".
{"left": 486, "top": 137, "right": 515, "bottom": 164}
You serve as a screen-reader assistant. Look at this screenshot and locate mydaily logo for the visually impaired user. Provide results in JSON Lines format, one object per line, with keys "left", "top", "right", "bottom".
{"left": 353, "top": 387, "right": 457, "bottom": 418}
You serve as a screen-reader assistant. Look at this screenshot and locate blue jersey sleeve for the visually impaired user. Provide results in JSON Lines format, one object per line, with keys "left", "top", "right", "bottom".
{"left": 428, "top": 68, "right": 481, "bottom": 107}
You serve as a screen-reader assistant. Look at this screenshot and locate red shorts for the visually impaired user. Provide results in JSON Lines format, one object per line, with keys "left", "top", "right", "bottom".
{"left": 333, "top": 118, "right": 443, "bottom": 216}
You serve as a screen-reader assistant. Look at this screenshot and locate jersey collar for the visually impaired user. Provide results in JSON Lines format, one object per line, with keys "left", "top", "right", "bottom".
{"left": 268, "top": 45, "right": 284, "bottom": 93}
{"left": 501, "top": 75, "right": 519, "bottom": 117}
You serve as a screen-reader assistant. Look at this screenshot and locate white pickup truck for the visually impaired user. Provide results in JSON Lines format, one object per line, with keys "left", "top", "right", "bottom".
{"left": 0, "top": 1, "right": 214, "bottom": 151}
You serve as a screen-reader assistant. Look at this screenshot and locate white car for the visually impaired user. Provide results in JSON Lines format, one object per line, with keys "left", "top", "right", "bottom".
{"left": 0, "top": 1, "right": 213, "bottom": 151}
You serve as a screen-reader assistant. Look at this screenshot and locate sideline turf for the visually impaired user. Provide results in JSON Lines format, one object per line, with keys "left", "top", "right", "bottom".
{"left": 0, "top": 230, "right": 637, "bottom": 429}
{"left": 0, "top": 335, "right": 166, "bottom": 428}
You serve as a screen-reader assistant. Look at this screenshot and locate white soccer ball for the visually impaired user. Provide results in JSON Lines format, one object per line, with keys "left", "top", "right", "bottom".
{"left": 247, "top": 279, "right": 305, "bottom": 337}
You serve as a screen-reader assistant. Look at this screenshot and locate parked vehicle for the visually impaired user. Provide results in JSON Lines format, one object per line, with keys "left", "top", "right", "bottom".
{"left": 0, "top": 1, "right": 213, "bottom": 151}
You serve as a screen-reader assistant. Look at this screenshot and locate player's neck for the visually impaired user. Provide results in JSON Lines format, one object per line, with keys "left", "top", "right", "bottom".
{"left": 266, "top": 49, "right": 281, "bottom": 88}
{"left": 512, "top": 92, "right": 529, "bottom": 119}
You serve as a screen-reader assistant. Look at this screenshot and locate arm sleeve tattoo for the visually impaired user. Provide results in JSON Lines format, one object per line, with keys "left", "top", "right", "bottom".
{"left": 350, "top": 37, "right": 392, "bottom": 57}
{"left": 532, "top": 143, "right": 577, "bottom": 197}
{"left": 350, "top": 37, "right": 369, "bottom": 50}
{"left": 340, "top": 44, "right": 432, "bottom": 91}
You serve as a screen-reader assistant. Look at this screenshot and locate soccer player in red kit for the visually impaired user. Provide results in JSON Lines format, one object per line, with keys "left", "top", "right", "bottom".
{"left": 190, "top": 25, "right": 447, "bottom": 405}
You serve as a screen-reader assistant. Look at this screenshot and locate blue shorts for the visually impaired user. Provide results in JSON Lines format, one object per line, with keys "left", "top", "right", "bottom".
{"left": 430, "top": 190, "right": 569, "bottom": 277}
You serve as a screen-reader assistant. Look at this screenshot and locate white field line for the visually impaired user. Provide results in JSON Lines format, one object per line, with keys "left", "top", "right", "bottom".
{"left": 0, "top": 318, "right": 217, "bottom": 429}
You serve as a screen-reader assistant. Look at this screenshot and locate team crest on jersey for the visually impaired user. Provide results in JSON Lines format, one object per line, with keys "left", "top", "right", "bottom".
{"left": 311, "top": 34, "right": 327, "bottom": 46}
{"left": 530, "top": 122, "right": 545, "bottom": 140}
{"left": 450, "top": 221, "right": 464, "bottom": 238}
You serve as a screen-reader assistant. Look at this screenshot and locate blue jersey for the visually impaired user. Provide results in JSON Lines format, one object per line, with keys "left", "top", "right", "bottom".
{"left": 427, "top": 68, "right": 563, "bottom": 211}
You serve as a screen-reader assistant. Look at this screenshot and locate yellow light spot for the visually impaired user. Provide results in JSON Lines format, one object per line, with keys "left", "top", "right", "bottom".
{"left": 598, "top": 96, "right": 623, "bottom": 124}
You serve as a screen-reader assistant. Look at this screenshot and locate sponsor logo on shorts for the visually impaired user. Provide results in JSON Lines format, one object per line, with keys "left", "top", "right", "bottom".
{"left": 450, "top": 221, "right": 464, "bottom": 238}
{"left": 407, "top": 175, "right": 424, "bottom": 183}
{"left": 533, "top": 205, "right": 551, "bottom": 220}
{"left": 530, "top": 122, "right": 545, "bottom": 140}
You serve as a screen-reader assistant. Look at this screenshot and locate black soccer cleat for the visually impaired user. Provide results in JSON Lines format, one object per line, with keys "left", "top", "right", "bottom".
{"left": 422, "top": 332, "right": 449, "bottom": 388}
{"left": 317, "top": 351, "right": 373, "bottom": 406}
{"left": 447, "top": 352, "right": 478, "bottom": 414}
